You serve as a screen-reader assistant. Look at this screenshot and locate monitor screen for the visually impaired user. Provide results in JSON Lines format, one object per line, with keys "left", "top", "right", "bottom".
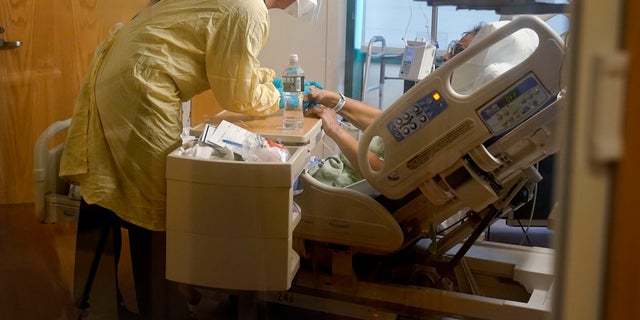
{"left": 404, "top": 47, "right": 414, "bottom": 62}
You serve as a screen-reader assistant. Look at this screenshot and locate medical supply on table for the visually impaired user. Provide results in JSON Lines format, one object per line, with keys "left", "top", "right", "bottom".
{"left": 199, "top": 121, "right": 290, "bottom": 162}
{"left": 282, "top": 53, "right": 305, "bottom": 130}
{"left": 176, "top": 139, "right": 234, "bottom": 160}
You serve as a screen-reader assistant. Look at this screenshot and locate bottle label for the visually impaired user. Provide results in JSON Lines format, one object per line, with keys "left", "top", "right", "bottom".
{"left": 283, "top": 75, "right": 304, "bottom": 92}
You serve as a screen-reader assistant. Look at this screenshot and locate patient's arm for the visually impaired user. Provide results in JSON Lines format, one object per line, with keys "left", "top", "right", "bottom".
{"left": 304, "top": 103, "right": 383, "bottom": 174}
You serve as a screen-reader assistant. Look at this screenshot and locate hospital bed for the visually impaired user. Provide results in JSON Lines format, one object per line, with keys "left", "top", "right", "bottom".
{"left": 114, "top": 14, "right": 564, "bottom": 319}
{"left": 286, "top": 15, "right": 565, "bottom": 319}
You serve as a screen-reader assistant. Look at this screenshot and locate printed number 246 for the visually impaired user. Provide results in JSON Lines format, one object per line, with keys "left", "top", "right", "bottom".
{"left": 277, "top": 292, "right": 294, "bottom": 303}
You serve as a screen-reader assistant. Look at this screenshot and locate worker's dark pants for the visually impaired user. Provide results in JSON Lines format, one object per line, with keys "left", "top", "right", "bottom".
{"left": 74, "top": 198, "right": 188, "bottom": 319}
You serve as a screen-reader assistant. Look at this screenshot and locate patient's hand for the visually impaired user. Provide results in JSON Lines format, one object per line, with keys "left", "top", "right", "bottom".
{"left": 304, "top": 105, "right": 342, "bottom": 138}
{"left": 305, "top": 88, "right": 340, "bottom": 109}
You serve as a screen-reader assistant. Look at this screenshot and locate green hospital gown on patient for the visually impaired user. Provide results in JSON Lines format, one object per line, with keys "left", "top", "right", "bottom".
{"left": 308, "top": 136, "right": 384, "bottom": 188}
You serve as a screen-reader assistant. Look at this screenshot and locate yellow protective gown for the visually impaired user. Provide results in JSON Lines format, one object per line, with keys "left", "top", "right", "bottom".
{"left": 60, "top": 0, "right": 280, "bottom": 231}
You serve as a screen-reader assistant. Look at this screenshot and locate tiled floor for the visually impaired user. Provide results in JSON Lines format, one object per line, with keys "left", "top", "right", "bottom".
{"left": 1, "top": 203, "right": 553, "bottom": 320}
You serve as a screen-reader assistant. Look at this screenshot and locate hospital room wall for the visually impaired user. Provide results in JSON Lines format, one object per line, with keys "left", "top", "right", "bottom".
{"left": 189, "top": 1, "right": 348, "bottom": 125}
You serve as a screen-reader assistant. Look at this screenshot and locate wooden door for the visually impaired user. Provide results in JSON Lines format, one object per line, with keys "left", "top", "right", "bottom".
{"left": 604, "top": 0, "right": 640, "bottom": 318}
{"left": 0, "top": 0, "right": 149, "bottom": 204}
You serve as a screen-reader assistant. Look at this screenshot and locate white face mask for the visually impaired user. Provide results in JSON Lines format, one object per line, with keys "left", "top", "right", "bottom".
{"left": 284, "top": 0, "right": 321, "bottom": 24}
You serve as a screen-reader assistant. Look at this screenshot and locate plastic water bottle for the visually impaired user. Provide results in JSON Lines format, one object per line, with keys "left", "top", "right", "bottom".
{"left": 282, "top": 53, "right": 305, "bottom": 130}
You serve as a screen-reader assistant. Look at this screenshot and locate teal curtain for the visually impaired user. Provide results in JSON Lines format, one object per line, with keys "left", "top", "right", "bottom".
{"left": 344, "top": 0, "right": 365, "bottom": 100}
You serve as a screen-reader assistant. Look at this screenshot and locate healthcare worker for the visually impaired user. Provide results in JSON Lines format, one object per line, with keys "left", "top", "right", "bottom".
{"left": 59, "top": 0, "right": 322, "bottom": 319}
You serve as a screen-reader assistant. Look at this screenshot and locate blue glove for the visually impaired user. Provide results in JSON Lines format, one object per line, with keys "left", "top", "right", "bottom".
{"left": 273, "top": 78, "right": 324, "bottom": 109}
{"left": 273, "top": 78, "right": 285, "bottom": 109}
{"left": 304, "top": 80, "right": 324, "bottom": 109}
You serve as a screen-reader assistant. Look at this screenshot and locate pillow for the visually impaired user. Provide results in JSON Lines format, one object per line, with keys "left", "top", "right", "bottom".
{"left": 451, "top": 19, "right": 539, "bottom": 94}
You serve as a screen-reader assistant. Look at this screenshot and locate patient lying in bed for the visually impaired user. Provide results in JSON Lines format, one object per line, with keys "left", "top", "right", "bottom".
{"left": 303, "top": 20, "right": 539, "bottom": 192}
{"left": 295, "top": 16, "right": 561, "bottom": 258}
